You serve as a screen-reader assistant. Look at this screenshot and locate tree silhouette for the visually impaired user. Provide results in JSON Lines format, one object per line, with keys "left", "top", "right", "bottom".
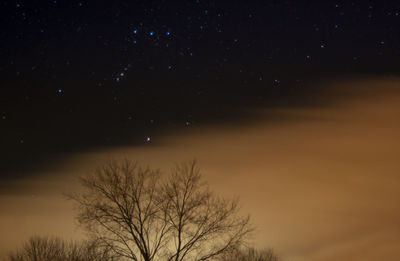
{"left": 68, "top": 160, "right": 252, "bottom": 261}
{"left": 219, "top": 247, "right": 280, "bottom": 261}
{"left": 7, "top": 236, "right": 119, "bottom": 261}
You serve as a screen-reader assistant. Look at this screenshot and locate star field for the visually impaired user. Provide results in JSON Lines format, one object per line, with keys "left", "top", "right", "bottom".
{"left": 1, "top": 0, "right": 400, "bottom": 177}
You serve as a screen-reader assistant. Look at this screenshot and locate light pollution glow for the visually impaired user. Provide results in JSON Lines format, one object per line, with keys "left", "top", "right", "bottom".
{"left": 1, "top": 78, "right": 400, "bottom": 261}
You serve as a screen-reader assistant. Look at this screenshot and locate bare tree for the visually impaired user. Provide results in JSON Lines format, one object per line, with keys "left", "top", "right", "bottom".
{"left": 163, "top": 162, "right": 251, "bottom": 261}
{"left": 8, "top": 236, "right": 64, "bottom": 261}
{"left": 68, "top": 160, "right": 252, "bottom": 261}
{"left": 7, "top": 236, "right": 119, "bottom": 261}
{"left": 68, "top": 161, "right": 167, "bottom": 261}
{"left": 219, "top": 247, "right": 280, "bottom": 261}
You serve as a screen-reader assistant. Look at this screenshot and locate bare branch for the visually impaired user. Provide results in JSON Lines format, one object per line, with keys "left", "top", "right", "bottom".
{"left": 68, "top": 160, "right": 252, "bottom": 261}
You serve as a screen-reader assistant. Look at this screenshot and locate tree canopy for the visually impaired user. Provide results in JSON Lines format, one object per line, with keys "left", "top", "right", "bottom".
{"left": 68, "top": 160, "right": 252, "bottom": 261}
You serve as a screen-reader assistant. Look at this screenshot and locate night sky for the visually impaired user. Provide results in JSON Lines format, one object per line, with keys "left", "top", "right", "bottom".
{"left": 2, "top": 1, "right": 400, "bottom": 260}
{"left": 2, "top": 0, "right": 400, "bottom": 177}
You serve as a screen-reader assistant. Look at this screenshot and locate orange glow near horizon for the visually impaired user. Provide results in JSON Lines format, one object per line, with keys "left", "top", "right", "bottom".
{"left": 1, "top": 78, "right": 400, "bottom": 261}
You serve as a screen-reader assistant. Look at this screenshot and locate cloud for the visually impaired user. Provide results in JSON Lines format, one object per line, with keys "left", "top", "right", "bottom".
{"left": 1, "top": 77, "right": 400, "bottom": 260}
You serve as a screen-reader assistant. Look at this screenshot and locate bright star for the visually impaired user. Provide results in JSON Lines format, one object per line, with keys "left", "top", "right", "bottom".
{"left": 149, "top": 31, "right": 154, "bottom": 36}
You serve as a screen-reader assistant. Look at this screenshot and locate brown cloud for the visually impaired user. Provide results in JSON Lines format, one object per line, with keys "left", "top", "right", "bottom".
{"left": 1, "top": 78, "right": 400, "bottom": 261}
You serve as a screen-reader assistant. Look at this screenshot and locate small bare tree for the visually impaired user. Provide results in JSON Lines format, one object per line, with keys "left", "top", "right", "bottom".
{"left": 219, "top": 247, "right": 280, "bottom": 261}
{"left": 8, "top": 236, "right": 65, "bottom": 261}
{"left": 7, "top": 236, "right": 119, "bottom": 261}
{"left": 68, "top": 160, "right": 252, "bottom": 261}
